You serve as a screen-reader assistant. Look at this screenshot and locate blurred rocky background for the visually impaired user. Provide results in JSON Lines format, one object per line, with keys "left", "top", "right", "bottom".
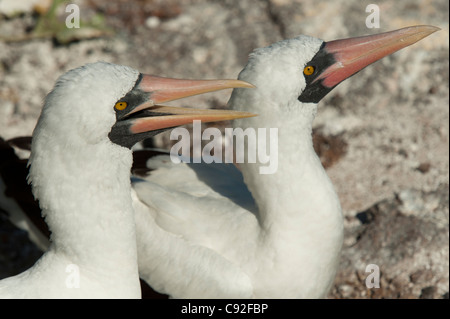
{"left": 0, "top": 0, "right": 448, "bottom": 298}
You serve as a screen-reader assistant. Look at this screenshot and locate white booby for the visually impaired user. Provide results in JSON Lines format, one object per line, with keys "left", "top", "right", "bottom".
{"left": 0, "top": 62, "right": 254, "bottom": 298}
{"left": 130, "top": 26, "right": 440, "bottom": 298}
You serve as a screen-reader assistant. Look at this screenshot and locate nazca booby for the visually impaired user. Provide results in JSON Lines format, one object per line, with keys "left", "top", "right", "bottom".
{"left": 0, "top": 62, "right": 254, "bottom": 298}
{"left": 130, "top": 26, "right": 440, "bottom": 298}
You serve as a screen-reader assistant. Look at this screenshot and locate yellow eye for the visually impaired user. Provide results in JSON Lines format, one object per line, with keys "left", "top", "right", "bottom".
{"left": 114, "top": 101, "right": 128, "bottom": 111}
{"left": 303, "top": 65, "right": 315, "bottom": 76}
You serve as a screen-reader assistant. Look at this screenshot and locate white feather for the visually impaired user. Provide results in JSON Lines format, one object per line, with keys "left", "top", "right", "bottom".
{"left": 133, "top": 36, "right": 344, "bottom": 298}
{"left": 0, "top": 62, "right": 142, "bottom": 298}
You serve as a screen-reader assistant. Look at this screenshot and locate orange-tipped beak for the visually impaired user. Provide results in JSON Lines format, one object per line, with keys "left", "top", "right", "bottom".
{"left": 109, "top": 74, "right": 256, "bottom": 148}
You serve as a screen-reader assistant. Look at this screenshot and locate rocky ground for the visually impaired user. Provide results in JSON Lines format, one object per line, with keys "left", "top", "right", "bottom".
{"left": 0, "top": 0, "right": 448, "bottom": 298}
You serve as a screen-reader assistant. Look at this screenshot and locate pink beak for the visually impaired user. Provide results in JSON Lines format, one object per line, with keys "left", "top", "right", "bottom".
{"left": 298, "top": 25, "right": 440, "bottom": 103}
{"left": 316, "top": 25, "right": 440, "bottom": 88}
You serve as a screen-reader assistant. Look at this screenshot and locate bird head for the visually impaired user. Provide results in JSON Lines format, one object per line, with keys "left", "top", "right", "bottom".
{"left": 232, "top": 25, "right": 439, "bottom": 117}
{"left": 34, "top": 61, "right": 255, "bottom": 149}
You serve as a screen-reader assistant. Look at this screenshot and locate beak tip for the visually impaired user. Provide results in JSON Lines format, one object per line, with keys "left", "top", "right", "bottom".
{"left": 237, "top": 111, "right": 258, "bottom": 119}
{"left": 401, "top": 25, "right": 441, "bottom": 49}
{"left": 233, "top": 80, "right": 256, "bottom": 89}
{"left": 243, "top": 83, "right": 257, "bottom": 89}
{"left": 404, "top": 25, "right": 441, "bottom": 42}
{"left": 421, "top": 25, "right": 441, "bottom": 33}
{"left": 416, "top": 25, "right": 441, "bottom": 37}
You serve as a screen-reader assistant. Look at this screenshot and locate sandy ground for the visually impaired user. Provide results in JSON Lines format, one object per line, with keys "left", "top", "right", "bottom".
{"left": 0, "top": 0, "right": 448, "bottom": 298}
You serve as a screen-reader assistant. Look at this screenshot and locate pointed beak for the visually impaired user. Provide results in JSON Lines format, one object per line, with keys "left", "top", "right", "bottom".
{"left": 129, "top": 75, "right": 256, "bottom": 132}
{"left": 298, "top": 25, "right": 440, "bottom": 103}
{"left": 316, "top": 25, "right": 440, "bottom": 88}
{"left": 128, "top": 75, "right": 255, "bottom": 116}
{"left": 109, "top": 75, "right": 256, "bottom": 148}
{"left": 129, "top": 105, "right": 255, "bottom": 134}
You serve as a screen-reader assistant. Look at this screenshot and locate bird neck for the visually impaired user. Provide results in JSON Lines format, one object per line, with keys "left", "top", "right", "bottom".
{"left": 233, "top": 103, "right": 342, "bottom": 233}
{"left": 28, "top": 137, "right": 139, "bottom": 279}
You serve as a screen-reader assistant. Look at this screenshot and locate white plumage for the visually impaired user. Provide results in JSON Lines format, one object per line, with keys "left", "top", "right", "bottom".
{"left": 0, "top": 63, "right": 142, "bottom": 298}
{"left": 133, "top": 36, "right": 342, "bottom": 298}
{"left": 132, "top": 26, "right": 439, "bottom": 298}
{"left": 0, "top": 26, "right": 438, "bottom": 299}
{"left": 0, "top": 62, "right": 252, "bottom": 298}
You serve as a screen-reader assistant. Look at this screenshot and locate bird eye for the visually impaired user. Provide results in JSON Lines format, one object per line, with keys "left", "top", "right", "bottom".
{"left": 303, "top": 66, "right": 315, "bottom": 76}
{"left": 114, "top": 101, "right": 128, "bottom": 111}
